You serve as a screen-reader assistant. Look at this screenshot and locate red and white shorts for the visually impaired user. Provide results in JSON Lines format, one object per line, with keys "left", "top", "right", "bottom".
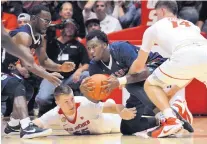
{"left": 148, "top": 43, "right": 207, "bottom": 88}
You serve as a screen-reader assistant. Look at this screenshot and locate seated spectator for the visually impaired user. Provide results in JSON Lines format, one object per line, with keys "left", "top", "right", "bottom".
{"left": 2, "top": 12, "right": 18, "bottom": 32}
{"left": 177, "top": 1, "right": 201, "bottom": 24}
{"left": 36, "top": 19, "right": 90, "bottom": 116}
{"left": 1, "top": 1, "right": 23, "bottom": 17}
{"left": 17, "top": 13, "right": 30, "bottom": 27}
{"left": 196, "top": 1, "right": 207, "bottom": 33}
{"left": 52, "top": 2, "right": 74, "bottom": 38}
{"left": 112, "top": 1, "right": 141, "bottom": 28}
{"left": 85, "top": 15, "right": 101, "bottom": 33}
{"left": 83, "top": 1, "right": 122, "bottom": 34}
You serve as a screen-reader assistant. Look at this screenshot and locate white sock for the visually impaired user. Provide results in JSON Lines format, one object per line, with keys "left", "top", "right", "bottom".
{"left": 163, "top": 108, "right": 176, "bottom": 119}
{"left": 8, "top": 117, "right": 20, "bottom": 127}
{"left": 20, "top": 117, "right": 31, "bottom": 129}
{"left": 169, "top": 88, "right": 185, "bottom": 106}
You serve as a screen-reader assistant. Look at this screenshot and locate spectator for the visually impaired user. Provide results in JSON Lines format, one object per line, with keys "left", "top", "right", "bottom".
{"left": 83, "top": 1, "right": 122, "bottom": 34}
{"left": 1, "top": 1, "right": 23, "bottom": 17}
{"left": 177, "top": 1, "right": 201, "bottom": 24}
{"left": 85, "top": 15, "right": 101, "bottom": 33}
{"left": 52, "top": 2, "right": 74, "bottom": 38}
{"left": 2, "top": 12, "right": 18, "bottom": 32}
{"left": 36, "top": 19, "right": 90, "bottom": 116}
{"left": 17, "top": 13, "right": 30, "bottom": 27}
{"left": 112, "top": 1, "right": 141, "bottom": 28}
{"left": 197, "top": 1, "right": 207, "bottom": 33}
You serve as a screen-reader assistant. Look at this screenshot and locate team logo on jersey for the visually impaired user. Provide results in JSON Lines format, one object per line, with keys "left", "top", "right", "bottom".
{"left": 61, "top": 117, "right": 67, "bottom": 122}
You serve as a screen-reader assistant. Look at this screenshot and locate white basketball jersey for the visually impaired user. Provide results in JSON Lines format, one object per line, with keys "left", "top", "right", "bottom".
{"left": 141, "top": 17, "right": 206, "bottom": 55}
{"left": 39, "top": 97, "right": 121, "bottom": 135}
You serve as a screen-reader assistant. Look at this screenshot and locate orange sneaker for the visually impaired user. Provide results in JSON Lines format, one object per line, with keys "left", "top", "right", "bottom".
{"left": 171, "top": 100, "right": 194, "bottom": 133}
{"left": 147, "top": 117, "right": 183, "bottom": 138}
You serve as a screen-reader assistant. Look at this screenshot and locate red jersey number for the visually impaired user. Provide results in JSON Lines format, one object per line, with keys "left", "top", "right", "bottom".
{"left": 171, "top": 21, "right": 191, "bottom": 28}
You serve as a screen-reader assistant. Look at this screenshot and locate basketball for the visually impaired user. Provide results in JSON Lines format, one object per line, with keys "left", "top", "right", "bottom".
{"left": 86, "top": 74, "right": 111, "bottom": 101}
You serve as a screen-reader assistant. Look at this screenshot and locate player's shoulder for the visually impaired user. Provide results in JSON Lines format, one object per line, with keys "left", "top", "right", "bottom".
{"left": 110, "top": 41, "right": 139, "bottom": 55}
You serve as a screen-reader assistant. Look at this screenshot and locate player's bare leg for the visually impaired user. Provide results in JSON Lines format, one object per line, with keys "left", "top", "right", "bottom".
{"left": 144, "top": 80, "right": 183, "bottom": 138}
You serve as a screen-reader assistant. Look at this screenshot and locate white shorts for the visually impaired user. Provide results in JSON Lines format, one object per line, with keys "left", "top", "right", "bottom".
{"left": 148, "top": 44, "right": 207, "bottom": 88}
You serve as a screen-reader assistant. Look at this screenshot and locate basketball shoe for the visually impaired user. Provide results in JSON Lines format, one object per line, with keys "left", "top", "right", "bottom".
{"left": 20, "top": 122, "right": 52, "bottom": 139}
{"left": 171, "top": 100, "right": 193, "bottom": 125}
{"left": 147, "top": 117, "right": 183, "bottom": 138}
{"left": 4, "top": 123, "right": 20, "bottom": 134}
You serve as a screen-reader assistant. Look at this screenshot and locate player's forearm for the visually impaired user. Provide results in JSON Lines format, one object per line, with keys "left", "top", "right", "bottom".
{"left": 103, "top": 103, "right": 124, "bottom": 114}
{"left": 40, "top": 57, "right": 62, "bottom": 72}
{"left": 118, "top": 67, "right": 150, "bottom": 85}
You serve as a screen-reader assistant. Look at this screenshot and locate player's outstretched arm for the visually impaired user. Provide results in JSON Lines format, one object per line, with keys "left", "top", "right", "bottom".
{"left": 102, "top": 102, "right": 137, "bottom": 120}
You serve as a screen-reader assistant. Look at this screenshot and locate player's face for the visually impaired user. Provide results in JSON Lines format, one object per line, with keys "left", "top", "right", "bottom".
{"left": 155, "top": 8, "right": 165, "bottom": 21}
{"left": 36, "top": 10, "right": 51, "bottom": 34}
{"left": 56, "top": 94, "right": 75, "bottom": 113}
{"left": 86, "top": 39, "right": 106, "bottom": 61}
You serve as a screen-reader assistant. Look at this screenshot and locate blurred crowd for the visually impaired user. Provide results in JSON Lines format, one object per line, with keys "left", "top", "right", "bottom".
{"left": 1, "top": 1, "right": 207, "bottom": 117}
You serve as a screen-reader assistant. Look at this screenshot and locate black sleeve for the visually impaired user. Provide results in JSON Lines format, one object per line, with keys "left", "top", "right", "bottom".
{"left": 79, "top": 43, "right": 90, "bottom": 65}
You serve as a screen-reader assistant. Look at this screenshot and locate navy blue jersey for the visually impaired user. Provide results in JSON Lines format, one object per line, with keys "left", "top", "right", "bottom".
{"left": 2, "top": 23, "right": 42, "bottom": 74}
{"left": 89, "top": 41, "right": 166, "bottom": 77}
{"left": 9, "top": 23, "right": 42, "bottom": 49}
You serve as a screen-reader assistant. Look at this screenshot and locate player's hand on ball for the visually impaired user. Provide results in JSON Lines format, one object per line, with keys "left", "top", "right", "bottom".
{"left": 101, "top": 75, "right": 119, "bottom": 94}
{"left": 46, "top": 72, "right": 63, "bottom": 86}
{"left": 119, "top": 107, "right": 137, "bottom": 120}
{"left": 80, "top": 77, "right": 95, "bottom": 94}
{"left": 59, "top": 62, "right": 75, "bottom": 72}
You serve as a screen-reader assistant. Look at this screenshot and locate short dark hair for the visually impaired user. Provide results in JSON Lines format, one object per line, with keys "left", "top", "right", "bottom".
{"left": 155, "top": 0, "right": 178, "bottom": 15}
{"left": 29, "top": 5, "right": 50, "bottom": 16}
{"left": 54, "top": 85, "right": 73, "bottom": 98}
{"left": 86, "top": 30, "right": 108, "bottom": 44}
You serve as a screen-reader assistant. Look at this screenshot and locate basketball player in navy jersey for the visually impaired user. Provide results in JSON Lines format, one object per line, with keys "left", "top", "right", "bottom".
{"left": 2, "top": 5, "right": 75, "bottom": 139}
{"left": 80, "top": 30, "right": 167, "bottom": 135}
{"left": 1, "top": 24, "right": 35, "bottom": 68}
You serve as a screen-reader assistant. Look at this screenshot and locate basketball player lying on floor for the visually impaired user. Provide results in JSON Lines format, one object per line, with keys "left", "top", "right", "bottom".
{"left": 33, "top": 85, "right": 137, "bottom": 135}
{"left": 80, "top": 30, "right": 193, "bottom": 136}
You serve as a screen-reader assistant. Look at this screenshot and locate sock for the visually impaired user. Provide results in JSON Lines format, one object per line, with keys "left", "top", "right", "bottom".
{"left": 8, "top": 117, "right": 20, "bottom": 127}
{"left": 20, "top": 117, "right": 31, "bottom": 129}
{"left": 163, "top": 108, "right": 176, "bottom": 119}
{"left": 169, "top": 88, "right": 185, "bottom": 106}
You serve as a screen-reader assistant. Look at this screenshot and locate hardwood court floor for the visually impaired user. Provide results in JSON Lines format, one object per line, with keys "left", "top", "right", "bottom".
{"left": 1, "top": 117, "right": 207, "bottom": 144}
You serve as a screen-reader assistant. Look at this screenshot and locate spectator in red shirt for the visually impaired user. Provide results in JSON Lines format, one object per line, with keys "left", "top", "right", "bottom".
{"left": 2, "top": 12, "right": 18, "bottom": 32}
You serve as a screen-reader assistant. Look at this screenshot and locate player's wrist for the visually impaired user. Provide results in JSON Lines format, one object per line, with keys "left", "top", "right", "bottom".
{"left": 118, "top": 76, "right": 127, "bottom": 85}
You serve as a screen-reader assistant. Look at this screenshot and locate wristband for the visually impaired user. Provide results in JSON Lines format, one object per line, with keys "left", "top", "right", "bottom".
{"left": 118, "top": 77, "right": 127, "bottom": 85}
